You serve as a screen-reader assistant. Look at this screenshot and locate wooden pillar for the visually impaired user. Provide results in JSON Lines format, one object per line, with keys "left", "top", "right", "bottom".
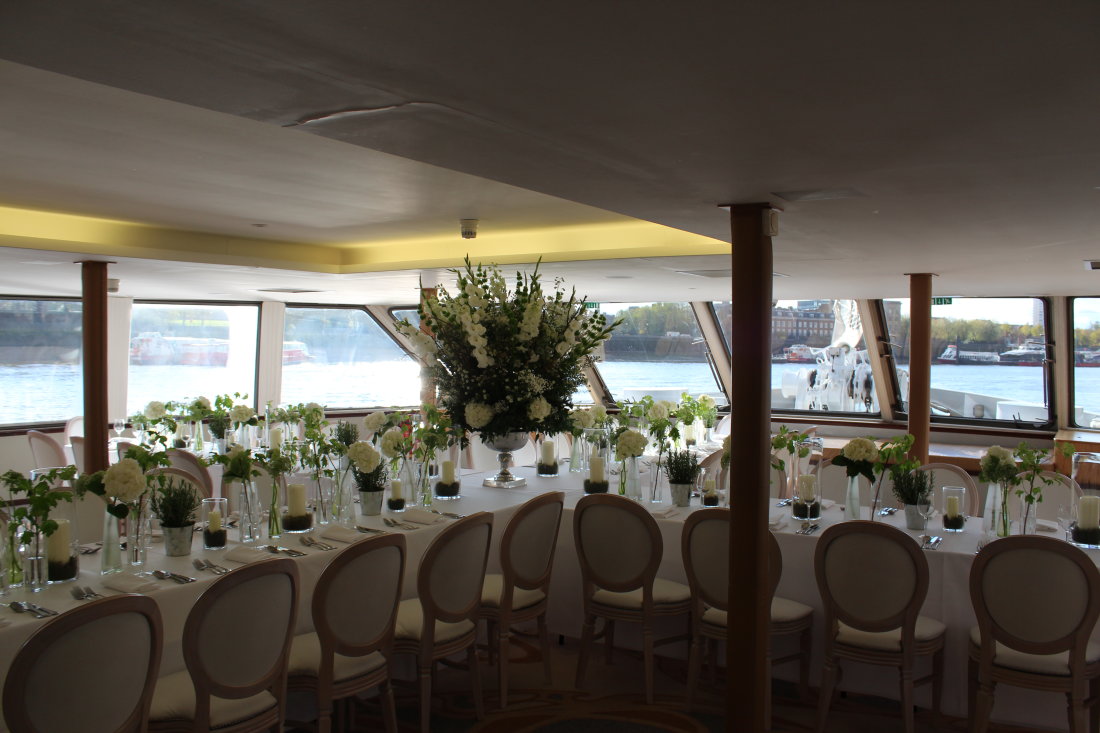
{"left": 908, "top": 273, "right": 933, "bottom": 462}
{"left": 81, "top": 261, "right": 110, "bottom": 474}
{"left": 419, "top": 287, "right": 438, "bottom": 406}
{"left": 727, "top": 203, "right": 772, "bottom": 732}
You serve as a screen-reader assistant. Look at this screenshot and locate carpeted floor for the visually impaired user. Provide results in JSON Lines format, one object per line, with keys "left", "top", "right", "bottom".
{"left": 288, "top": 635, "right": 1060, "bottom": 732}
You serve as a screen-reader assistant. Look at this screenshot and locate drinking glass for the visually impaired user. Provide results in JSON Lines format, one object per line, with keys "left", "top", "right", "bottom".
{"left": 1058, "top": 501, "right": 1077, "bottom": 542}
{"left": 113, "top": 417, "right": 126, "bottom": 437}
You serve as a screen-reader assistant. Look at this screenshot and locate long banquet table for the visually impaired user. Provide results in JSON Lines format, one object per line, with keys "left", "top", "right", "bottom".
{"left": 0, "top": 466, "right": 1086, "bottom": 731}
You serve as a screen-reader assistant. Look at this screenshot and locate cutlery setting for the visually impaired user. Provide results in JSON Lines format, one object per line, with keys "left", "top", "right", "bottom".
{"left": 69, "top": 585, "right": 105, "bottom": 601}
{"left": 355, "top": 525, "right": 385, "bottom": 534}
{"left": 918, "top": 534, "right": 943, "bottom": 550}
{"left": 262, "top": 545, "right": 307, "bottom": 558}
{"left": 151, "top": 569, "right": 196, "bottom": 583}
{"left": 776, "top": 498, "right": 793, "bottom": 507}
{"left": 427, "top": 508, "right": 466, "bottom": 519}
{"left": 382, "top": 517, "right": 418, "bottom": 530}
{"left": 192, "top": 558, "right": 229, "bottom": 575}
{"left": 879, "top": 507, "right": 900, "bottom": 516}
{"left": 3, "top": 601, "right": 57, "bottom": 618}
{"left": 300, "top": 535, "right": 335, "bottom": 551}
{"left": 796, "top": 522, "right": 821, "bottom": 535}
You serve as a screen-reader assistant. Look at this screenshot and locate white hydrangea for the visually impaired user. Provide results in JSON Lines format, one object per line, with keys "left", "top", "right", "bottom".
{"left": 616, "top": 429, "right": 647, "bottom": 460}
{"left": 379, "top": 427, "right": 405, "bottom": 459}
{"left": 528, "top": 396, "right": 552, "bottom": 422}
{"left": 571, "top": 409, "right": 594, "bottom": 429}
{"left": 647, "top": 402, "right": 669, "bottom": 421}
{"left": 591, "top": 405, "right": 608, "bottom": 424}
{"left": 363, "top": 411, "right": 388, "bottom": 436}
{"left": 144, "top": 401, "right": 166, "bottom": 419}
{"left": 348, "top": 441, "right": 381, "bottom": 474}
{"left": 465, "top": 402, "right": 494, "bottom": 429}
{"left": 191, "top": 396, "right": 212, "bottom": 412}
{"left": 104, "top": 458, "right": 147, "bottom": 503}
{"left": 230, "top": 405, "right": 255, "bottom": 424}
{"left": 698, "top": 394, "right": 716, "bottom": 409}
{"left": 841, "top": 437, "right": 879, "bottom": 463}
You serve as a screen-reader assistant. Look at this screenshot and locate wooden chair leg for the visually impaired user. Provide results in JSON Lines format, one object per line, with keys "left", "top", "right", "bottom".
{"left": 973, "top": 679, "right": 996, "bottom": 733}
{"left": 537, "top": 612, "right": 553, "bottom": 684}
{"left": 815, "top": 656, "right": 838, "bottom": 733}
{"left": 576, "top": 612, "right": 596, "bottom": 689}
{"left": 486, "top": 619, "right": 498, "bottom": 666}
{"left": 968, "top": 657, "right": 978, "bottom": 730}
{"left": 686, "top": 632, "right": 704, "bottom": 711}
{"left": 469, "top": 643, "right": 485, "bottom": 720}
{"left": 498, "top": 628, "right": 511, "bottom": 709}
{"left": 381, "top": 679, "right": 399, "bottom": 733}
{"left": 1090, "top": 676, "right": 1100, "bottom": 733}
{"left": 899, "top": 668, "right": 915, "bottom": 733}
{"left": 932, "top": 648, "right": 944, "bottom": 725}
{"left": 643, "top": 620, "right": 655, "bottom": 705}
{"left": 418, "top": 661, "right": 433, "bottom": 733}
{"left": 605, "top": 619, "right": 615, "bottom": 664}
{"left": 707, "top": 637, "right": 718, "bottom": 682}
{"left": 765, "top": 649, "right": 773, "bottom": 732}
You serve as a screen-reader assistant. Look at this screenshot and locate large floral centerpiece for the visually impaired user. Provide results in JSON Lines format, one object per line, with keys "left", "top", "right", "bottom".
{"left": 396, "top": 259, "right": 618, "bottom": 441}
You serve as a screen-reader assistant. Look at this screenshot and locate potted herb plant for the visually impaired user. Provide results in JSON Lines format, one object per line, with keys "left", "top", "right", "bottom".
{"left": 665, "top": 449, "right": 700, "bottom": 507}
{"left": 892, "top": 469, "right": 934, "bottom": 530}
{"left": 151, "top": 477, "right": 201, "bottom": 556}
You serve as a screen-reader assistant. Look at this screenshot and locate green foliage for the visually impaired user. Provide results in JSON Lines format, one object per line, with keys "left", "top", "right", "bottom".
{"left": 334, "top": 420, "right": 359, "bottom": 447}
{"left": 770, "top": 426, "right": 812, "bottom": 473}
{"left": 664, "top": 449, "right": 700, "bottom": 485}
{"left": 259, "top": 446, "right": 296, "bottom": 481}
{"left": 353, "top": 462, "right": 388, "bottom": 492}
{"left": 150, "top": 477, "right": 200, "bottom": 527}
{"left": 892, "top": 469, "right": 933, "bottom": 505}
{"left": 4, "top": 466, "right": 77, "bottom": 544}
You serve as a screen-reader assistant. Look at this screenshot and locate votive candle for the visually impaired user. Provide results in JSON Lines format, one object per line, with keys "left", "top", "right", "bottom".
{"left": 391, "top": 478, "right": 403, "bottom": 500}
{"left": 270, "top": 427, "right": 283, "bottom": 450}
{"left": 1080, "top": 496, "right": 1100, "bottom": 530}
{"left": 287, "top": 483, "right": 307, "bottom": 517}
{"left": 798, "top": 474, "right": 817, "bottom": 501}
{"left": 441, "top": 460, "right": 456, "bottom": 484}
{"left": 704, "top": 477, "right": 716, "bottom": 494}
{"left": 589, "top": 455, "right": 605, "bottom": 483}
{"left": 46, "top": 518, "right": 71, "bottom": 563}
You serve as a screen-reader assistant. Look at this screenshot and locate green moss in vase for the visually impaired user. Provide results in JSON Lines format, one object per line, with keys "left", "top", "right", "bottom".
{"left": 792, "top": 500, "right": 820, "bottom": 519}
{"left": 583, "top": 479, "right": 609, "bottom": 494}
{"left": 943, "top": 515, "right": 965, "bottom": 530}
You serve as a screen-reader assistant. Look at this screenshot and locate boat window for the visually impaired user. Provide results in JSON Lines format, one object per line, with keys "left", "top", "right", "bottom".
{"left": 128, "top": 303, "right": 259, "bottom": 414}
{"left": 884, "top": 297, "right": 1051, "bottom": 426}
{"left": 281, "top": 306, "right": 420, "bottom": 408}
{"left": 390, "top": 308, "right": 419, "bottom": 328}
{"left": 1071, "top": 298, "right": 1100, "bottom": 428}
{"left": 592, "top": 302, "right": 724, "bottom": 405}
{"left": 0, "top": 298, "right": 83, "bottom": 425}
{"left": 770, "top": 300, "right": 879, "bottom": 415}
{"left": 712, "top": 301, "right": 732, "bottom": 356}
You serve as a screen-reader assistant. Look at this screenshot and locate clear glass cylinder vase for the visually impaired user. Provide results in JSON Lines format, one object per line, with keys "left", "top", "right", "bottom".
{"left": 21, "top": 532, "right": 46, "bottom": 592}
{"left": 126, "top": 498, "right": 150, "bottom": 566}
{"left": 236, "top": 479, "right": 262, "bottom": 543}
{"left": 101, "top": 510, "right": 122, "bottom": 575}
{"left": 569, "top": 434, "right": 585, "bottom": 473}
{"left": 845, "top": 475, "right": 861, "bottom": 520}
{"left": 192, "top": 421, "right": 204, "bottom": 453}
{"left": 1018, "top": 495, "right": 1037, "bottom": 535}
{"left": 620, "top": 456, "right": 641, "bottom": 500}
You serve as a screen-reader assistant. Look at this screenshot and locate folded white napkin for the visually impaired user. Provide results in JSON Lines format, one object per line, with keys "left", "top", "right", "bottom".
{"left": 102, "top": 573, "right": 159, "bottom": 594}
{"left": 1036, "top": 519, "right": 1060, "bottom": 533}
{"left": 820, "top": 499, "right": 836, "bottom": 510}
{"left": 651, "top": 506, "right": 679, "bottom": 519}
{"left": 320, "top": 525, "right": 365, "bottom": 544}
{"left": 224, "top": 546, "right": 270, "bottom": 564}
{"left": 401, "top": 508, "right": 446, "bottom": 525}
{"left": 768, "top": 514, "right": 788, "bottom": 530}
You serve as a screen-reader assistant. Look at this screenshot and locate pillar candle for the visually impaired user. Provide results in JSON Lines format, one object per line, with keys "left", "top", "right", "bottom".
{"left": 287, "top": 483, "right": 307, "bottom": 517}
{"left": 590, "top": 455, "right": 605, "bottom": 483}
{"left": 46, "top": 518, "right": 71, "bottom": 563}
{"left": 208, "top": 510, "right": 222, "bottom": 533}
{"left": 441, "top": 460, "right": 456, "bottom": 484}
{"left": 797, "top": 474, "right": 817, "bottom": 501}
{"left": 1080, "top": 496, "right": 1100, "bottom": 530}
{"left": 391, "top": 478, "right": 403, "bottom": 500}
{"left": 270, "top": 427, "right": 283, "bottom": 450}
{"left": 704, "top": 478, "right": 716, "bottom": 494}
{"left": 945, "top": 495, "right": 960, "bottom": 518}
{"left": 541, "top": 439, "right": 556, "bottom": 465}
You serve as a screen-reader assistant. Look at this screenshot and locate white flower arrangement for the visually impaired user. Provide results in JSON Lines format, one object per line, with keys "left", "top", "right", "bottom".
{"left": 191, "top": 396, "right": 211, "bottom": 412}
{"left": 698, "top": 394, "right": 716, "bottom": 410}
{"left": 230, "top": 404, "right": 255, "bottom": 425}
{"left": 616, "top": 429, "right": 647, "bottom": 460}
{"left": 395, "top": 259, "right": 618, "bottom": 440}
{"left": 647, "top": 402, "right": 669, "bottom": 421}
{"left": 104, "top": 458, "right": 147, "bottom": 503}
{"left": 379, "top": 427, "right": 406, "bottom": 459}
{"left": 144, "top": 401, "right": 166, "bottom": 420}
{"left": 348, "top": 441, "right": 382, "bottom": 474}
{"left": 842, "top": 437, "right": 879, "bottom": 463}
{"left": 362, "top": 411, "right": 388, "bottom": 436}
{"left": 591, "top": 405, "right": 609, "bottom": 426}
{"left": 571, "top": 408, "right": 595, "bottom": 431}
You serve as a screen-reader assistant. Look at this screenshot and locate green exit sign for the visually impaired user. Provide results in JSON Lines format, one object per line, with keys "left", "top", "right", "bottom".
{"left": 932, "top": 297, "right": 953, "bottom": 306}
{"left": 585, "top": 302, "right": 600, "bottom": 309}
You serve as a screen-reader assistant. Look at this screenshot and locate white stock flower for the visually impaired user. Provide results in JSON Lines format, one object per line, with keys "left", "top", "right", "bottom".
{"left": 348, "top": 441, "right": 381, "bottom": 474}
{"left": 379, "top": 428, "right": 405, "bottom": 459}
{"left": 528, "top": 396, "right": 552, "bottom": 422}
{"left": 191, "top": 396, "right": 212, "bottom": 411}
{"left": 841, "top": 437, "right": 878, "bottom": 463}
{"left": 230, "top": 405, "right": 255, "bottom": 424}
{"left": 363, "top": 411, "right": 388, "bottom": 435}
{"left": 986, "top": 445, "right": 1013, "bottom": 463}
{"left": 104, "top": 458, "right": 147, "bottom": 503}
{"left": 465, "top": 402, "right": 494, "bottom": 429}
{"left": 616, "top": 429, "right": 647, "bottom": 460}
{"left": 143, "top": 401, "right": 166, "bottom": 419}
{"left": 647, "top": 402, "right": 669, "bottom": 421}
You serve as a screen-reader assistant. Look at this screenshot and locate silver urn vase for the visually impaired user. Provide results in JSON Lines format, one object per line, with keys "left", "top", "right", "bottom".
{"left": 483, "top": 432, "right": 530, "bottom": 488}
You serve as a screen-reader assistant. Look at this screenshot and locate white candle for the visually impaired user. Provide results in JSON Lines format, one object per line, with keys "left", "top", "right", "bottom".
{"left": 442, "top": 460, "right": 456, "bottom": 484}
{"left": 541, "top": 439, "right": 556, "bottom": 465}
{"left": 47, "top": 518, "right": 71, "bottom": 563}
{"left": 945, "top": 495, "right": 960, "bottom": 519}
{"left": 704, "top": 478, "right": 716, "bottom": 494}
{"left": 590, "top": 455, "right": 605, "bottom": 483}
{"left": 391, "top": 478, "right": 403, "bottom": 500}
{"left": 798, "top": 474, "right": 817, "bottom": 501}
{"left": 287, "top": 483, "right": 307, "bottom": 517}
{"left": 208, "top": 510, "right": 222, "bottom": 533}
{"left": 270, "top": 427, "right": 283, "bottom": 450}
{"left": 1080, "top": 496, "right": 1100, "bottom": 530}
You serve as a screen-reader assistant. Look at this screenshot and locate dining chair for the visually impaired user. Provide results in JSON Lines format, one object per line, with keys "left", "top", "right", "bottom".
{"left": 27, "top": 429, "right": 67, "bottom": 470}
{"left": 70, "top": 434, "right": 87, "bottom": 474}
{"left": 814, "top": 520, "right": 945, "bottom": 733}
{"left": 148, "top": 557, "right": 299, "bottom": 732}
{"left": 65, "top": 415, "right": 84, "bottom": 443}
{"left": 3, "top": 594, "right": 163, "bottom": 733}
{"left": 148, "top": 466, "right": 212, "bottom": 499}
{"left": 167, "top": 448, "right": 215, "bottom": 497}
{"left": 116, "top": 440, "right": 137, "bottom": 462}
{"left": 969, "top": 535, "right": 1100, "bottom": 733}
{"left": 573, "top": 493, "right": 691, "bottom": 704}
{"left": 1029, "top": 470, "right": 1082, "bottom": 522}
{"left": 682, "top": 508, "right": 812, "bottom": 729}
{"left": 287, "top": 533, "right": 406, "bottom": 733}
{"left": 393, "top": 511, "right": 493, "bottom": 733}
{"left": 478, "top": 491, "right": 564, "bottom": 708}
{"left": 917, "top": 462, "right": 980, "bottom": 517}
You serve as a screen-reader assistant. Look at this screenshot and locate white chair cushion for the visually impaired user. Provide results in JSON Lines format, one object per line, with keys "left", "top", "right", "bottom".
{"left": 393, "top": 598, "right": 476, "bottom": 643}
{"left": 701, "top": 596, "right": 813, "bottom": 629}
{"left": 969, "top": 626, "right": 1100, "bottom": 676}
{"left": 288, "top": 632, "right": 387, "bottom": 681}
{"left": 149, "top": 670, "right": 276, "bottom": 727}
{"left": 481, "top": 573, "right": 547, "bottom": 610}
{"left": 835, "top": 615, "right": 946, "bottom": 651}
{"left": 592, "top": 577, "right": 691, "bottom": 609}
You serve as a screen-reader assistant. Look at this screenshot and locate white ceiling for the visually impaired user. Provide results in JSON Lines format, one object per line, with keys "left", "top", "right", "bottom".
{"left": 1, "top": 2, "right": 1099, "bottom": 302}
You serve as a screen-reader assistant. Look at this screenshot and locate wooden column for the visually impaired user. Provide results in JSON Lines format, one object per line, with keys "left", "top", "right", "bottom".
{"left": 908, "top": 273, "right": 933, "bottom": 462}
{"left": 419, "top": 287, "right": 438, "bottom": 406}
{"left": 727, "top": 203, "right": 772, "bottom": 732}
{"left": 81, "top": 261, "right": 110, "bottom": 474}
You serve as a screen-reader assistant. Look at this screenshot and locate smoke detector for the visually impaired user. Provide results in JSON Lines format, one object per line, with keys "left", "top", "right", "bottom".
{"left": 460, "top": 219, "right": 479, "bottom": 239}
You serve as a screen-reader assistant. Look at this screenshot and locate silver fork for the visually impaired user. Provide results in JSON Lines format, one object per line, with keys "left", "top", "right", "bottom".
{"left": 300, "top": 535, "right": 335, "bottom": 551}
{"left": 262, "top": 545, "right": 307, "bottom": 558}
{"left": 70, "top": 586, "right": 92, "bottom": 601}
{"left": 203, "top": 558, "right": 230, "bottom": 575}
{"left": 383, "top": 517, "right": 417, "bottom": 530}
{"left": 82, "top": 586, "right": 104, "bottom": 599}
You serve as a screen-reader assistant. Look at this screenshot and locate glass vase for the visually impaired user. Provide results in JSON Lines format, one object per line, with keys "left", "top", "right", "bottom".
{"left": 619, "top": 456, "right": 641, "bottom": 500}
{"left": 237, "top": 479, "right": 261, "bottom": 544}
{"left": 314, "top": 475, "right": 334, "bottom": 526}
{"left": 21, "top": 532, "right": 46, "bottom": 592}
{"left": 1018, "top": 495, "right": 1037, "bottom": 535}
{"left": 568, "top": 434, "right": 585, "bottom": 473}
{"left": 126, "top": 498, "right": 150, "bottom": 566}
{"left": 192, "top": 420, "right": 204, "bottom": 453}
{"left": 417, "top": 459, "right": 432, "bottom": 507}
{"left": 267, "top": 479, "right": 283, "bottom": 539}
{"left": 4, "top": 523, "right": 23, "bottom": 588}
{"left": 101, "top": 510, "right": 122, "bottom": 574}
{"left": 845, "top": 475, "right": 861, "bottom": 520}
{"left": 983, "top": 482, "right": 1013, "bottom": 538}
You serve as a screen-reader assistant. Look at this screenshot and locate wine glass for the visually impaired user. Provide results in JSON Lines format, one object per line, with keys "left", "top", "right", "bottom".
{"left": 1058, "top": 501, "right": 1077, "bottom": 542}
{"left": 112, "top": 417, "right": 125, "bottom": 438}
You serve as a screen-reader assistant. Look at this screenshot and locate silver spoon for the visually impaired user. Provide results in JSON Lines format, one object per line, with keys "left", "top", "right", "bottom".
{"left": 6, "top": 601, "right": 48, "bottom": 619}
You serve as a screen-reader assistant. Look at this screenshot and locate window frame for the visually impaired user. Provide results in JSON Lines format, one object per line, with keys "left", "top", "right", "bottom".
{"left": 1067, "top": 296, "right": 1100, "bottom": 429}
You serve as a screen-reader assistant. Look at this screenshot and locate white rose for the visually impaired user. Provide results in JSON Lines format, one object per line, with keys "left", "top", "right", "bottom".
{"left": 464, "top": 402, "right": 494, "bottom": 429}
{"left": 348, "top": 441, "right": 381, "bottom": 474}
{"left": 841, "top": 437, "right": 878, "bottom": 463}
{"left": 528, "top": 396, "right": 552, "bottom": 422}
{"left": 144, "top": 401, "right": 166, "bottom": 419}
{"left": 104, "top": 458, "right": 147, "bottom": 503}
{"left": 230, "top": 405, "right": 255, "bottom": 424}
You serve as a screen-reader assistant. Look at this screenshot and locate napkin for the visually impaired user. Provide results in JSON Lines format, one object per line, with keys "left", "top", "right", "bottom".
{"left": 102, "top": 573, "right": 160, "bottom": 593}
{"left": 768, "top": 514, "right": 788, "bottom": 530}
{"left": 651, "top": 506, "right": 679, "bottom": 519}
{"left": 1036, "top": 519, "right": 1060, "bottom": 533}
{"left": 320, "top": 525, "right": 366, "bottom": 544}
{"left": 401, "top": 508, "right": 446, "bottom": 525}
{"left": 820, "top": 499, "right": 836, "bottom": 510}
{"left": 224, "top": 546, "right": 270, "bottom": 564}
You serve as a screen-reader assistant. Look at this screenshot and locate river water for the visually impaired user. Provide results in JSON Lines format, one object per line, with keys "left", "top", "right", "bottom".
{"left": 3, "top": 360, "right": 1099, "bottom": 426}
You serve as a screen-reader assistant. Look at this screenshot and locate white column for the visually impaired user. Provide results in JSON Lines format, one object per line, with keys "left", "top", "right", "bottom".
{"left": 106, "top": 296, "right": 132, "bottom": 424}
{"left": 256, "top": 301, "right": 286, "bottom": 410}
